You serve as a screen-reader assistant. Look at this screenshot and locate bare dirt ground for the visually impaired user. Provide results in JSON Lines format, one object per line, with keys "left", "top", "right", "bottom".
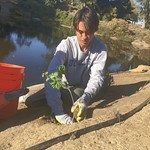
{"left": 0, "top": 71, "right": 150, "bottom": 150}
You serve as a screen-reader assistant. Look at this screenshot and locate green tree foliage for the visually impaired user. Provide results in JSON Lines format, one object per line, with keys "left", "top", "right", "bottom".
{"left": 44, "top": 0, "right": 58, "bottom": 7}
{"left": 96, "top": 0, "right": 111, "bottom": 20}
{"left": 136, "top": 0, "right": 150, "bottom": 28}
{"left": 129, "top": 0, "right": 138, "bottom": 23}
{"left": 11, "top": 0, "right": 55, "bottom": 20}
{"left": 9, "top": 0, "right": 141, "bottom": 26}
{"left": 95, "top": 0, "right": 133, "bottom": 21}
{"left": 54, "top": 9, "right": 74, "bottom": 26}
{"left": 113, "top": 0, "right": 132, "bottom": 19}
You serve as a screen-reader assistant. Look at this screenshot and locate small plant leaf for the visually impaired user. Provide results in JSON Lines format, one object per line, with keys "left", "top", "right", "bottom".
{"left": 55, "top": 81, "right": 63, "bottom": 90}
{"left": 62, "top": 81, "right": 68, "bottom": 88}
{"left": 50, "top": 77, "right": 57, "bottom": 88}
{"left": 57, "top": 65, "right": 66, "bottom": 77}
{"left": 50, "top": 77, "right": 62, "bottom": 90}
{"left": 46, "top": 76, "right": 50, "bottom": 82}
{"left": 42, "top": 73, "right": 45, "bottom": 78}
{"left": 50, "top": 72, "right": 58, "bottom": 78}
{"left": 42, "top": 72, "right": 48, "bottom": 77}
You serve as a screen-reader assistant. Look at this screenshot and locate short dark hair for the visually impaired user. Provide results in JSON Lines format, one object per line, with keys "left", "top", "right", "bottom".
{"left": 73, "top": 7, "right": 99, "bottom": 33}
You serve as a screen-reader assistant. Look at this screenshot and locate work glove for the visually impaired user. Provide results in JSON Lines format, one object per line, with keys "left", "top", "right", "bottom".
{"left": 71, "top": 93, "right": 91, "bottom": 122}
{"left": 55, "top": 113, "right": 73, "bottom": 125}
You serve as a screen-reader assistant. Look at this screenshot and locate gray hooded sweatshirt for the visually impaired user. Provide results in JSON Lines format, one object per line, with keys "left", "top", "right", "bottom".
{"left": 45, "top": 36, "right": 107, "bottom": 115}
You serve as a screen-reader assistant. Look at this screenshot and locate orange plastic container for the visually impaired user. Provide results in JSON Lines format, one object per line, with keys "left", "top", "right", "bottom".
{"left": 0, "top": 63, "right": 25, "bottom": 119}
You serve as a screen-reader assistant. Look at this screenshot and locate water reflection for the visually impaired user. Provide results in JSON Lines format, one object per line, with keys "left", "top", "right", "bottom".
{"left": 0, "top": 23, "right": 74, "bottom": 87}
{"left": 2, "top": 33, "right": 50, "bottom": 87}
{"left": 0, "top": 38, "right": 16, "bottom": 61}
{"left": 0, "top": 23, "right": 150, "bottom": 87}
{"left": 108, "top": 64, "right": 121, "bottom": 72}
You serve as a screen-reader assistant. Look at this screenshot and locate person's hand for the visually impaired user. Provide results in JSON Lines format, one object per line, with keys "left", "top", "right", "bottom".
{"left": 71, "top": 93, "right": 91, "bottom": 122}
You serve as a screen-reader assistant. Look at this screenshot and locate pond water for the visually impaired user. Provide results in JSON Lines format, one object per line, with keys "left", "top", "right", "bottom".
{"left": 0, "top": 23, "right": 150, "bottom": 87}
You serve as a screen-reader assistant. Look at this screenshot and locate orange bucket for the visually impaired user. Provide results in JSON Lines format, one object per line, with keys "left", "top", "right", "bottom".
{"left": 0, "top": 63, "right": 25, "bottom": 119}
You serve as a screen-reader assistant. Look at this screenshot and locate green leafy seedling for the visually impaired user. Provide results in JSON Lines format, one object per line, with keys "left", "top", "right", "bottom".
{"left": 43, "top": 65, "right": 74, "bottom": 105}
{"left": 43, "top": 65, "right": 68, "bottom": 89}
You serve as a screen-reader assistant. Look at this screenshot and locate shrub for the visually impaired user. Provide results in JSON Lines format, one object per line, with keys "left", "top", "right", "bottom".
{"left": 107, "top": 18, "right": 129, "bottom": 35}
{"left": 55, "top": 9, "right": 74, "bottom": 26}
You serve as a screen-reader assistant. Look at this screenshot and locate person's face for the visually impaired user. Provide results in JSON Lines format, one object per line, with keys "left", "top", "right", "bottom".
{"left": 76, "top": 21, "right": 94, "bottom": 52}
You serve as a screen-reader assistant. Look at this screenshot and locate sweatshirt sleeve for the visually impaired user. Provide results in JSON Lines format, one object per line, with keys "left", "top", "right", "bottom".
{"left": 84, "top": 47, "right": 107, "bottom": 98}
{"left": 44, "top": 40, "right": 67, "bottom": 115}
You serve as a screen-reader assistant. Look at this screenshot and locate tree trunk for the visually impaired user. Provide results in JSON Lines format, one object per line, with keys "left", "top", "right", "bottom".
{"left": 142, "top": 18, "right": 146, "bottom": 28}
{"left": 84, "top": 0, "right": 86, "bottom": 7}
{"left": 72, "top": 0, "right": 75, "bottom": 6}
{"left": 81, "top": 0, "right": 86, "bottom": 8}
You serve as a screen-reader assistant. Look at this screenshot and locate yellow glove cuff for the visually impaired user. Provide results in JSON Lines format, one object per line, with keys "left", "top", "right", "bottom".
{"left": 71, "top": 103, "right": 82, "bottom": 122}
{"left": 55, "top": 118, "right": 64, "bottom": 124}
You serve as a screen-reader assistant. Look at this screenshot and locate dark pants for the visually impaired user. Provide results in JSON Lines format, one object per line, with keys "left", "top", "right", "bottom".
{"left": 25, "top": 86, "right": 84, "bottom": 113}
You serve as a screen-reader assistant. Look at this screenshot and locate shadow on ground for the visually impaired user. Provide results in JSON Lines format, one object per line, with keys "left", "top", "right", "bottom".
{"left": 0, "top": 106, "right": 51, "bottom": 132}
{"left": 87, "top": 80, "right": 149, "bottom": 118}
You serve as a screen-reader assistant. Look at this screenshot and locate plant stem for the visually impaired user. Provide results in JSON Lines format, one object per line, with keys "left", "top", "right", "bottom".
{"left": 67, "top": 87, "right": 74, "bottom": 105}
{"left": 67, "top": 87, "right": 75, "bottom": 122}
